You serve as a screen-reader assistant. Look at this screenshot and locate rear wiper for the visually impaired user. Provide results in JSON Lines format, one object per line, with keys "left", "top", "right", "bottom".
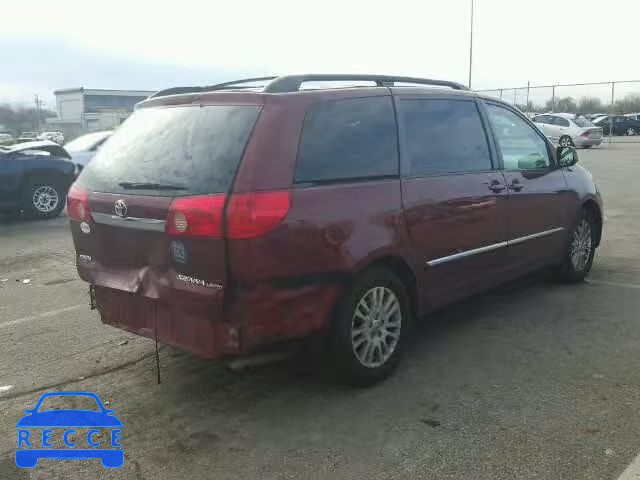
{"left": 118, "top": 182, "right": 187, "bottom": 191}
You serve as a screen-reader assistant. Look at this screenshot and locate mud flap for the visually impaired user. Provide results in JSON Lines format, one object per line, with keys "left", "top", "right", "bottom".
{"left": 89, "top": 285, "right": 96, "bottom": 310}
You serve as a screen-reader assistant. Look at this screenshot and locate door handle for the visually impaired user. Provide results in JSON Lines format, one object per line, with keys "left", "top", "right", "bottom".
{"left": 508, "top": 182, "right": 524, "bottom": 192}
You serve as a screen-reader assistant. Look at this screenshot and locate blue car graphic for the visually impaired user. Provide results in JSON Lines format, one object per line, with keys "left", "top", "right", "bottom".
{"left": 16, "top": 391, "right": 123, "bottom": 468}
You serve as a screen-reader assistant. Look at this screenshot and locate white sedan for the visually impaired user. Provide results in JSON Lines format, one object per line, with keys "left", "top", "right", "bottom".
{"left": 64, "top": 131, "right": 112, "bottom": 171}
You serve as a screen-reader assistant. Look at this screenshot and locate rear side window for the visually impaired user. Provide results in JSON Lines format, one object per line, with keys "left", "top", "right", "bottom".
{"left": 295, "top": 96, "right": 398, "bottom": 183}
{"left": 573, "top": 117, "right": 594, "bottom": 128}
{"left": 532, "top": 115, "right": 551, "bottom": 124}
{"left": 552, "top": 116, "right": 570, "bottom": 127}
{"left": 78, "top": 105, "right": 261, "bottom": 196}
{"left": 398, "top": 99, "right": 492, "bottom": 176}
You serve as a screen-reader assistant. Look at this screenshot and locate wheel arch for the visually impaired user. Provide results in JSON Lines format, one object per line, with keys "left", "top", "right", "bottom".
{"left": 354, "top": 255, "right": 420, "bottom": 319}
{"left": 582, "top": 199, "right": 603, "bottom": 246}
{"left": 21, "top": 169, "right": 73, "bottom": 193}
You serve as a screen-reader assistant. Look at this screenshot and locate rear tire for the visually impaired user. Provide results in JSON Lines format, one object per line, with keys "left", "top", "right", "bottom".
{"left": 582, "top": 145, "right": 592, "bottom": 149}
{"left": 327, "top": 267, "right": 411, "bottom": 386}
{"left": 21, "top": 181, "right": 66, "bottom": 219}
{"left": 557, "top": 208, "right": 597, "bottom": 282}
{"left": 627, "top": 127, "right": 637, "bottom": 136}
{"left": 559, "top": 135, "right": 574, "bottom": 147}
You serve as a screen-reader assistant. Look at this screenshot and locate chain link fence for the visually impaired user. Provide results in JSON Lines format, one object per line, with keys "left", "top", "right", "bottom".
{"left": 477, "top": 80, "right": 640, "bottom": 143}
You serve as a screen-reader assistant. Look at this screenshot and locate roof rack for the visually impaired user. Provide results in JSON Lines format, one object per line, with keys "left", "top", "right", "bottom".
{"left": 208, "top": 76, "right": 278, "bottom": 90}
{"left": 149, "top": 74, "right": 468, "bottom": 99}
{"left": 263, "top": 74, "right": 469, "bottom": 93}
{"left": 148, "top": 86, "right": 204, "bottom": 98}
{"left": 149, "top": 77, "right": 278, "bottom": 99}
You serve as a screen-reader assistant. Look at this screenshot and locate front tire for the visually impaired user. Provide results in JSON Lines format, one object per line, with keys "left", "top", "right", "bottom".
{"left": 557, "top": 209, "right": 597, "bottom": 282}
{"left": 22, "top": 181, "right": 66, "bottom": 218}
{"left": 328, "top": 267, "right": 410, "bottom": 386}
{"left": 627, "top": 127, "right": 637, "bottom": 136}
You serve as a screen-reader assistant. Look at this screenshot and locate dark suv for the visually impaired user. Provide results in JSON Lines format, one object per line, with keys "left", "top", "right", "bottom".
{"left": 592, "top": 115, "right": 640, "bottom": 136}
{"left": 68, "top": 75, "right": 603, "bottom": 385}
{"left": 1, "top": 141, "right": 76, "bottom": 218}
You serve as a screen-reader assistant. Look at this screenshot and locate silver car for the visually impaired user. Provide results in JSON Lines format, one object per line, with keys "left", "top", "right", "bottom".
{"left": 37, "top": 131, "right": 65, "bottom": 145}
{"left": 0, "top": 133, "right": 13, "bottom": 146}
{"left": 532, "top": 113, "right": 603, "bottom": 148}
{"left": 63, "top": 130, "right": 112, "bottom": 171}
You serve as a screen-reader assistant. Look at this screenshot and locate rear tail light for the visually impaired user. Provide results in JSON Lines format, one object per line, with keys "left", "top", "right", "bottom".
{"left": 166, "top": 194, "right": 226, "bottom": 237}
{"left": 67, "top": 184, "right": 92, "bottom": 222}
{"left": 226, "top": 191, "right": 291, "bottom": 239}
{"left": 581, "top": 131, "right": 591, "bottom": 138}
{"left": 165, "top": 190, "right": 290, "bottom": 239}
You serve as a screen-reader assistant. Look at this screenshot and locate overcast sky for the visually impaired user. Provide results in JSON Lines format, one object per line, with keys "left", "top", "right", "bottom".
{"left": 3, "top": 0, "right": 640, "bottom": 108}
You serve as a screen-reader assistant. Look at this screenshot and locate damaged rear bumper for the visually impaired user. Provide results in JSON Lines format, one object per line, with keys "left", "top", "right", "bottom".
{"left": 90, "top": 281, "right": 342, "bottom": 360}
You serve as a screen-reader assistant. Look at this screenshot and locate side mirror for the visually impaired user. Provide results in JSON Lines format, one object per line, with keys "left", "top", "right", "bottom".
{"left": 557, "top": 146, "right": 578, "bottom": 167}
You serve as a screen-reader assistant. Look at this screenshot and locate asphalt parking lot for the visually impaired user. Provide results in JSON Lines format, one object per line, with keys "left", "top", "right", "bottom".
{"left": 1, "top": 143, "right": 640, "bottom": 479}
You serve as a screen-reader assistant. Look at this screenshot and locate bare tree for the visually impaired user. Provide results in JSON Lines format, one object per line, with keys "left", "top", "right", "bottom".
{"left": 577, "top": 96, "right": 603, "bottom": 114}
{"left": 0, "top": 104, "right": 55, "bottom": 134}
{"left": 613, "top": 94, "right": 640, "bottom": 114}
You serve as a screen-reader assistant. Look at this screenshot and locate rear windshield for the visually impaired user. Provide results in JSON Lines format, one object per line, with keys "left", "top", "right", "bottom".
{"left": 572, "top": 117, "right": 593, "bottom": 128}
{"left": 78, "top": 105, "right": 261, "bottom": 196}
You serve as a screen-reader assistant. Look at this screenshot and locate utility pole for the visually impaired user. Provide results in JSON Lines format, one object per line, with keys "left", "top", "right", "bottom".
{"left": 468, "top": 0, "right": 474, "bottom": 89}
{"left": 34, "top": 94, "right": 42, "bottom": 133}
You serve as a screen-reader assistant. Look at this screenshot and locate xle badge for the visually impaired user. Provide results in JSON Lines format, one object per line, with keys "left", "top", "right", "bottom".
{"left": 170, "top": 240, "right": 187, "bottom": 264}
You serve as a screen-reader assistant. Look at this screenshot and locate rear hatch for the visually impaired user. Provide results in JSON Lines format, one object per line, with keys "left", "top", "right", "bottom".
{"left": 68, "top": 102, "right": 262, "bottom": 355}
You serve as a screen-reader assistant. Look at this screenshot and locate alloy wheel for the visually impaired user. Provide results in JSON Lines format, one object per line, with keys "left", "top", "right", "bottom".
{"left": 32, "top": 185, "right": 59, "bottom": 213}
{"left": 351, "top": 286, "right": 401, "bottom": 368}
{"left": 570, "top": 219, "right": 592, "bottom": 271}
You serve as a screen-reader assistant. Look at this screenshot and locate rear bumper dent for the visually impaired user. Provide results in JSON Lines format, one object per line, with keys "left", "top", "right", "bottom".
{"left": 92, "top": 281, "right": 342, "bottom": 360}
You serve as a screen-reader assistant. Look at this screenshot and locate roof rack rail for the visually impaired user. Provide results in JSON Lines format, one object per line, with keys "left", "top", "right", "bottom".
{"left": 208, "top": 76, "right": 278, "bottom": 90}
{"left": 150, "top": 77, "right": 278, "bottom": 99}
{"left": 149, "top": 74, "right": 468, "bottom": 99}
{"left": 263, "top": 74, "right": 469, "bottom": 93}
{"left": 149, "top": 86, "right": 204, "bottom": 99}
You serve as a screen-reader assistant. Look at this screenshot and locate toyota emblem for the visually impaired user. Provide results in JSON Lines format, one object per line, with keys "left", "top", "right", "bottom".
{"left": 114, "top": 200, "right": 128, "bottom": 218}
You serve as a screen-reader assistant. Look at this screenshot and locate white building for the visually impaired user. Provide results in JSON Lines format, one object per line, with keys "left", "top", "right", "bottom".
{"left": 47, "top": 87, "right": 154, "bottom": 138}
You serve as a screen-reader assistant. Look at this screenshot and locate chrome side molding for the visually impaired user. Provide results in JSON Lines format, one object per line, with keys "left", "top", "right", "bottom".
{"left": 507, "top": 227, "right": 565, "bottom": 245}
{"left": 426, "top": 227, "right": 565, "bottom": 267}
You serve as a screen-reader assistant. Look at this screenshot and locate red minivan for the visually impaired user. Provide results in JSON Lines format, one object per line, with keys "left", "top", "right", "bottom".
{"left": 68, "top": 75, "right": 603, "bottom": 385}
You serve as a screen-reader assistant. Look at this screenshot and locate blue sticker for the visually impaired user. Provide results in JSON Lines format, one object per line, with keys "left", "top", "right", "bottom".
{"left": 170, "top": 240, "right": 188, "bottom": 264}
{"left": 15, "top": 391, "right": 123, "bottom": 468}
